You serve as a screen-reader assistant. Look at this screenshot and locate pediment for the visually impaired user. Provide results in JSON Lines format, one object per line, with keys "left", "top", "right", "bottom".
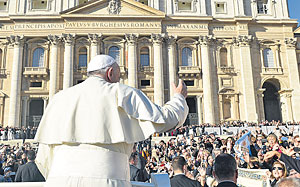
{"left": 295, "top": 26, "right": 300, "bottom": 34}
{"left": 61, "top": 0, "right": 165, "bottom": 18}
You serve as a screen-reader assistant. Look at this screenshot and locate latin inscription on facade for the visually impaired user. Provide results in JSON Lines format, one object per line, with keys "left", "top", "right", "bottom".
{"left": 0, "top": 22, "right": 240, "bottom": 32}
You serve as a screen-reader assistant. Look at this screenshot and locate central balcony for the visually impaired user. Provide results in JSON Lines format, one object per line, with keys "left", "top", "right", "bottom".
{"left": 178, "top": 66, "right": 201, "bottom": 78}
{"left": 262, "top": 67, "right": 283, "bottom": 75}
{"left": 23, "top": 67, "right": 49, "bottom": 78}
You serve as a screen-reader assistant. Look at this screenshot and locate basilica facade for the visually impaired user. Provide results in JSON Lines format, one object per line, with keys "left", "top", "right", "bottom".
{"left": 0, "top": 0, "right": 299, "bottom": 127}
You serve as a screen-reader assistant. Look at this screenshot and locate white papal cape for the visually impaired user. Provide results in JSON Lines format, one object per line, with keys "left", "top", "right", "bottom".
{"left": 35, "top": 76, "right": 188, "bottom": 187}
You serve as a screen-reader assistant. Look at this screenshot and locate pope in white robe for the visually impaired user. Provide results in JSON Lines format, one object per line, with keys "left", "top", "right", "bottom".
{"left": 34, "top": 55, "right": 189, "bottom": 187}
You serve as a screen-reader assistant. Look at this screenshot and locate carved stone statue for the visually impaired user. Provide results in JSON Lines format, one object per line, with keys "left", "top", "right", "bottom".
{"left": 107, "top": 0, "right": 121, "bottom": 14}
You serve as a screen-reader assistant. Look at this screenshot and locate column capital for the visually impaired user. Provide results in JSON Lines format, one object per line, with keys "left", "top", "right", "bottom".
{"left": 6, "top": 35, "right": 24, "bottom": 46}
{"left": 198, "top": 35, "right": 215, "bottom": 46}
{"left": 88, "top": 33, "right": 102, "bottom": 45}
{"left": 125, "top": 34, "right": 138, "bottom": 45}
{"left": 48, "top": 35, "right": 61, "bottom": 45}
{"left": 151, "top": 34, "right": 164, "bottom": 44}
{"left": 42, "top": 97, "right": 49, "bottom": 101}
{"left": 62, "top": 34, "right": 75, "bottom": 46}
{"left": 196, "top": 95, "right": 203, "bottom": 99}
{"left": 165, "top": 35, "right": 177, "bottom": 46}
{"left": 284, "top": 38, "right": 297, "bottom": 49}
{"left": 21, "top": 96, "right": 29, "bottom": 101}
{"left": 233, "top": 35, "right": 254, "bottom": 46}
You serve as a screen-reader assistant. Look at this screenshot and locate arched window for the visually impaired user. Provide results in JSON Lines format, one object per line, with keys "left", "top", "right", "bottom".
{"left": 108, "top": 46, "right": 120, "bottom": 64}
{"left": 182, "top": 47, "right": 192, "bottom": 66}
{"left": 78, "top": 47, "right": 87, "bottom": 68}
{"left": 140, "top": 47, "right": 149, "bottom": 67}
{"left": 263, "top": 48, "right": 275, "bottom": 67}
{"left": 32, "top": 48, "right": 44, "bottom": 67}
{"left": 220, "top": 48, "right": 228, "bottom": 67}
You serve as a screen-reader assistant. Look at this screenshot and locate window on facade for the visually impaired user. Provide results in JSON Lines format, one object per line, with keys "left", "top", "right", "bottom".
{"left": 178, "top": 1, "right": 192, "bottom": 11}
{"left": 30, "top": 82, "right": 42, "bottom": 87}
{"left": 263, "top": 48, "right": 275, "bottom": 67}
{"left": 223, "top": 100, "right": 231, "bottom": 119}
{"left": 79, "top": 0, "right": 88, "bottom": 4}
{"left": 257, "top": 0, "right": 268, "bottom": 14}
{"left": 220, "top": 48, "right": 228, "bottom": 67}
{"left": 184, "top": 80, "right": 194, "bottom": 86}
{"left": 216, "top": 3, "right": 225, "bottom": 13}
{"left": 78, "top": 47, "right": 87, "bottom": 68}
{"left": 32, "top": 0, "right": 47, "bottom": 9}
{"left": 32, "top": 48, "right": 44, "bottom": 67}
{"left": 0, "top": 0, "right": 8, "bottom": 11}
{"left": 140, "top": 47, "right": 150, "bottom": 67}
{"left": 182, "top": 47, "right": 192, "bottom": 66}
{"left": 141, "top": 80, "right": 150, "bottom": 86}
{"left": 108, "top": 46, "right": 120, "bottom": 65}
{"left": 139, "top": 0, "right": 148, "bottom": 5}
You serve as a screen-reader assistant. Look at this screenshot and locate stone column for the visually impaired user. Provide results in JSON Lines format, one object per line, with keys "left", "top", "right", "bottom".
{"left": 251, "top": 0, "right": 258, "bottom": 17}
{"left": 7, "top": 35, "right": 24, "bottom": 127}
{"left": 284, "top": 38, "right": 300, "bottom": 121}
{"left": 199, "top": 36, "right": 217, "bottom": 124}
{"left": 0, "top": 95, "right": 5, "bottom": 126}
{"left": 197, "top": 95, "right": 203, "bottom": 124}
{"left": 88, "top": 34, "right": 102, "bottom": 58}
{"left": 219, "top": 95, "right": 224, "bottom": 121}
{"left": 233, "top": 35, "right": 258, "bottom": 122}
{"left": 21, "top": 96, "right": 29, "bottom": 127}
{"left": 48, "top": 35, "right": 60, "bottom": 100}
{"left": 166, "top": 36, "right": 177, "bottom": 98}
{"left": 200, "top": 0, "right": 206, "bottom": 15}
{"left": 257, "top": 89, "right": 266, "bottom": 121}
{"left": 125, "top": 34, "right": 138, "bottom": 88}
{"left": 234, "top": 94, "right": 240, "bottom": 120}
{"left": 62, "top": 34, "right": 75, "bottom": 89}
{"left": 43, "top": 97, "right": 49, "bottom": 111}
{"left": 152, "top": 34, "right": 164, "bottom": 106}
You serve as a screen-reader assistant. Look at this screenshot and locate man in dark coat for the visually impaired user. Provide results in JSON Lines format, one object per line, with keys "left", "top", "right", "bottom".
{"left": 213, "top": 154, "right": 238, "bottom": 187}
{"left": 15, "top": 150, "right": 45, "bottom": 182}
{"left": 170, "top": 156, "right": 206, "bottom": 187}
{"left": 129, "top": 152, "right": 141, "bottom": 181}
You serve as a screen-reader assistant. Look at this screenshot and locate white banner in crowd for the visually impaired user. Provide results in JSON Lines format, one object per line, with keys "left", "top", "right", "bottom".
{"left": 203, "top": 125, "right": 300, "bottom": 136}
{"left": 237, "top": 168, "right": 270, "bottom": 187}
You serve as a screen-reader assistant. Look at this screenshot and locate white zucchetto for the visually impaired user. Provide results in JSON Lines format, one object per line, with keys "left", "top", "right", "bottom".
{"left": 87, "top": 55, "right": 116, "bottom": 72}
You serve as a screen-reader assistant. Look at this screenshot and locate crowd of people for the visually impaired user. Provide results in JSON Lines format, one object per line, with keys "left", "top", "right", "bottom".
{"left": 130, "top": 122, "right": 300, "bottom": 186}
{"left": 0, "top": 122, "right": 299, "bottom": 186}
{"left": 0, "top": 127, "right": 37, "bottom": 141}
{"left": 0, "top": 142, "right": 43, "bottom": 182}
